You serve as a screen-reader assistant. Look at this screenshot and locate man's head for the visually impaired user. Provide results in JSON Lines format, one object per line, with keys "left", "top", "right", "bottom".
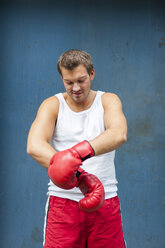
{"left": 57, "top": 49, "right": 95, "bottom": 104}
{"left": 57, "top": 49, "right": 94, "bottom": 77}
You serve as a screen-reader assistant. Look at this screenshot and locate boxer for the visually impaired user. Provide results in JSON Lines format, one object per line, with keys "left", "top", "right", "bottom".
{"left": 27, "top": 49, "right": 127, "bottom": 247}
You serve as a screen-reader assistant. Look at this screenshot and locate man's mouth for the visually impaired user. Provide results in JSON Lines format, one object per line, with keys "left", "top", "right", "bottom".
{"left": 73, "top": 92, "right": 82, "bottom": 97}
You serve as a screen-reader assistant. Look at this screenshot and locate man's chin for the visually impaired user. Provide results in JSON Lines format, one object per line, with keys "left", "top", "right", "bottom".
{"left": 67, "top": 91, "right": 90, "bottom": 103}
{"left": 73, "top": 97, "right": 83, "bottom": 103}
{"left": 71, "top": 94, "right": 84, "bottom": 102}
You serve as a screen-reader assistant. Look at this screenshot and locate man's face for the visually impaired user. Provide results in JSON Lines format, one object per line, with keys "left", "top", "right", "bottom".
{"left": 61, "top": 64, "right": 95, "bottom": 103}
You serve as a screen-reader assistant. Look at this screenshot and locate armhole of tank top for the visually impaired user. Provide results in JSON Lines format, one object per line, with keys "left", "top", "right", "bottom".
{"left": 98, "top": 91, "right": 105, "bottom": 113}
{"left": 56, "top": 92, "right": 74, "bottom": 114}
{"left": 54, "top": 93, "right": 63, "bottom": 124}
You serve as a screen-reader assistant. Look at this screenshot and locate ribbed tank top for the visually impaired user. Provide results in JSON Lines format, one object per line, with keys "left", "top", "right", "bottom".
{"left": 48, "top": 91, "right": 118, "bottom": 201}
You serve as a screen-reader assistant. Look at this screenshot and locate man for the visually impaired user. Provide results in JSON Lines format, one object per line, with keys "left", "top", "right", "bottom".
{"left": 27, "top": 49, "right": 127, "bottom": 248}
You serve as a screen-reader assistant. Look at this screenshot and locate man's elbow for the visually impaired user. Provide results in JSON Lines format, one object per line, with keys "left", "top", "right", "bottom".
{"left": 27, "top": 146, "right": 32, "bottom": 156}
{"left": 27, "top": 143, "right": 36, "bottom": 157}
{"left": 115, "top": 129, "right": 127, "bottom": 146}
{"left": 121, "top": 131, "right": 127, "bottom": 144}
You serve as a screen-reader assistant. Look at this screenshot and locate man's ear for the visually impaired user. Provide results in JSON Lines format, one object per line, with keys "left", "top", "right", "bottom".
{"left": 90, "top": 68, "right": 95, "bottom": 80}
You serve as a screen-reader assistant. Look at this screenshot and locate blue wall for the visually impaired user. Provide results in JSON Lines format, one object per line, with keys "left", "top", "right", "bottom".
{"left": 0, "top": 1, "right": 165, "bottom": 247}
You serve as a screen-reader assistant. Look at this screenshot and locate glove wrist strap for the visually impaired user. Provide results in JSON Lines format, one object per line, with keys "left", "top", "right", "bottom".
{"left": 72, "top": 140, "right": 95, "bottom": 161}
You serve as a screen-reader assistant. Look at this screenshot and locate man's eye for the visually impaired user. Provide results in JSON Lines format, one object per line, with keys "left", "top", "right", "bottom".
{"left": 67, "top": 82, "right": 73, "bottom": 85}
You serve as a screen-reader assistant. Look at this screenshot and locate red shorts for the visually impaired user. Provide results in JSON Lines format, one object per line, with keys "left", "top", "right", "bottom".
{"left": 43, "top": 195, "right": 126, "bottom": 248}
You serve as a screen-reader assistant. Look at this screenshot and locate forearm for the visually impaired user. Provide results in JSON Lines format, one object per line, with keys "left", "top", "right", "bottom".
{"left": 27, "top": 141, "right": 56, "bottom": 169}
{"left": 89, "top": 128, "right": 127, "bottom": 156}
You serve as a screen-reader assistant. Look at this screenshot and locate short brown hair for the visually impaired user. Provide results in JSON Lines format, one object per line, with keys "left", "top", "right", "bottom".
{"left": 57, "top": 49, "right": 94, "bottom": 76}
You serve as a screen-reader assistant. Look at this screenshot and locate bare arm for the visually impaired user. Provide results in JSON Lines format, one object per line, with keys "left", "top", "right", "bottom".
{"left": 89, "top": 93, "right": 127, "bottom": 156}
{"left": 27, "top": 96, "right": 59, "bottom": 168}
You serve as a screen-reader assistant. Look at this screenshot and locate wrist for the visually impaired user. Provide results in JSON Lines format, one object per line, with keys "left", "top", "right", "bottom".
{"left": 72, "top": 140, "right": 95, "bottom": 161}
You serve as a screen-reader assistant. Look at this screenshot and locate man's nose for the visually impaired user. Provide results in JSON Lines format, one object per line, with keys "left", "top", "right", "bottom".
{"left": 73, "top": 83, "right": 81, "bottom": 91}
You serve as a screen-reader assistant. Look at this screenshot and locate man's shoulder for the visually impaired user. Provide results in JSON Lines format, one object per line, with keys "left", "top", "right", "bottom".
{"left": 42, "top": 94, "right": 60, "bottom": 105}
{"left": 101, "top": 92, "right": 122, "bottom": 112}
{"left": 102, "top": 92, "right": 120, "bottom": 103}
{"left": 38, "top": 95, "right": 60, "bottom": 115}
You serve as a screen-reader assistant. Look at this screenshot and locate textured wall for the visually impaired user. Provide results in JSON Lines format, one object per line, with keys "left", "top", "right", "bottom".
{"left": 0, "top": 0, "right": 165, "bottom": 247}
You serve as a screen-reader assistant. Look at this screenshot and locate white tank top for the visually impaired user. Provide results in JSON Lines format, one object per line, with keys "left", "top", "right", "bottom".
{"left": 48, "top": 91, "right": 118, "bottom": 201}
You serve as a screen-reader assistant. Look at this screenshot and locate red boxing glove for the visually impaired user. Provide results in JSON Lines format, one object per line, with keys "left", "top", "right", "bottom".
{"left": 77, "top": 169, "right": 105, "bottom": 212}
{"left": 48, "top": 140, "right": 95, "bottom": 189}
